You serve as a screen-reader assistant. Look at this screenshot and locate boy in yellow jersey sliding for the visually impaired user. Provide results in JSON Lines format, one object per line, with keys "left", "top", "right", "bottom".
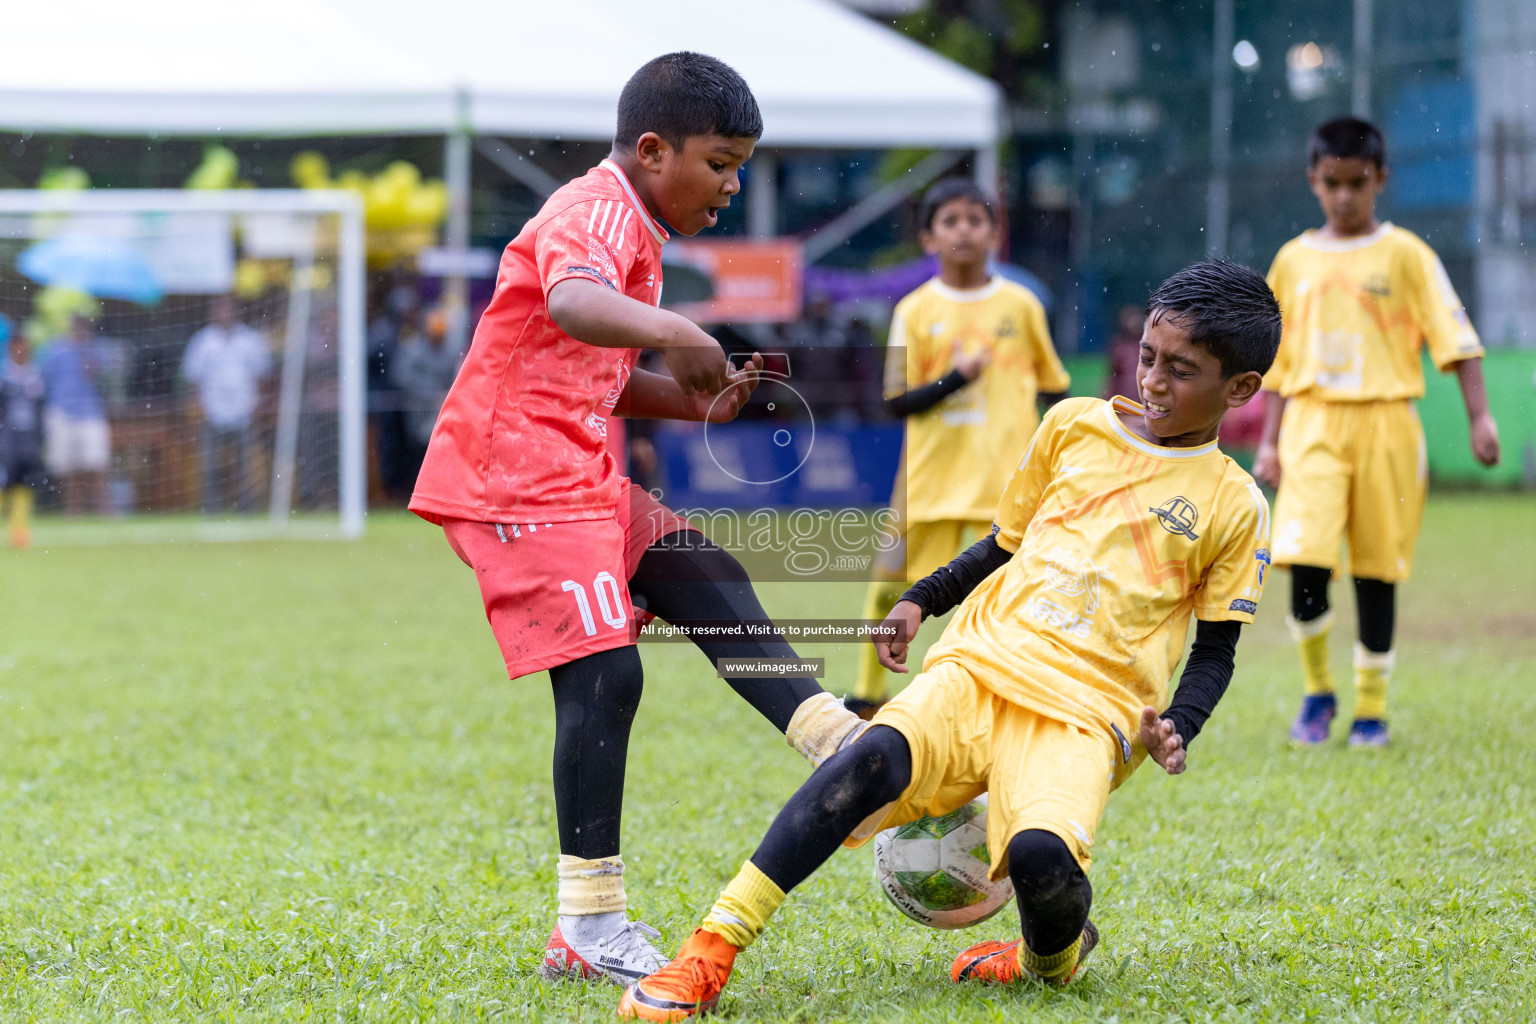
{"left": 617, "top": 261, "right": 1279, "bottom": 1019}
{"left": 1251, "top": 117, "right": 1501, "bottom": 749}
{"left": 850, "top": 177, "right": 1069, "bottom": 718}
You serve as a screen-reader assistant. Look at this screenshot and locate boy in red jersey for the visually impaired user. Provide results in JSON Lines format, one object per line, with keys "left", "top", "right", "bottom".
{"left": 409, "top": 53, "right": 865, "bottom": 985}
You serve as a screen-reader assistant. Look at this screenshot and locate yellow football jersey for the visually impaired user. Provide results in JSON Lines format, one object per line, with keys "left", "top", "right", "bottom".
{"left": 923, "top": 397, "right": 1272, "bottom": 741}
{"left": 885, "top": 277, "right": 1069, "bottom": 522}
{"left": 1263, "top": 223, "right": 1484, "bottom": 400}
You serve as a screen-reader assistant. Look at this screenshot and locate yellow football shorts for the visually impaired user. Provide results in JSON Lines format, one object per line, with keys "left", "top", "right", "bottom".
{"left": 851, "top": 659, "right": 1122, "bottom": 878}
{"left": 1272, "top": 396, "right": 1427, "bottom": 582}
{"left": 871, "top": 519, "right": 994, "bottom": 583}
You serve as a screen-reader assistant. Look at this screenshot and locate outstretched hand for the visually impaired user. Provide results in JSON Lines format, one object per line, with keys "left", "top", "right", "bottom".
{"left": 1469, "top": 413, "right": 1501, "bottom": 466}
{"left": 687, "top": 352, "right": 765, "bottom": 423}
{"left": 662, "top": 332, "right": 731, "bottom": 397}
{"left": 1139, "top": 706, "right": 1186, "bottom": 775}
{"left": 874, "top": 600, "right": 923, "bottom": 673}
{"left": 1251, "top": 443, "right": 1281, "bottom": 489}
{"left": 952, "top": 339, "right": 992, "bottom": 382}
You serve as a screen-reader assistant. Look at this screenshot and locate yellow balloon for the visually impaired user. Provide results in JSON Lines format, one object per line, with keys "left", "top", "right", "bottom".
{"left": 38, "top": 166, "right": 91, "bottom": 191}
{"left": 404, "top": 181, "right": 449, "bottom": 226}
{"left": 366, "top": 176, "right": 411, "bottom": 230}
{"left": 33, "top": 285, "right": 99, "bottom": 342}
{"left": 290, "top": 151, "right": 332, "bottom": 190}
{"left": 381, "top": 161, "right": 420, "bottom": 187}
{"left": 185, "top": 145, "right": 239, "bottom": 190}
{"left": 234, "top": 259, "right": 268, "bottom": 298}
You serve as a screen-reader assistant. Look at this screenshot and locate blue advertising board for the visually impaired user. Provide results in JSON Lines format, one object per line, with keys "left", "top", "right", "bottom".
{"left": 652, "top": 420, "right": 903, "bottom": 509}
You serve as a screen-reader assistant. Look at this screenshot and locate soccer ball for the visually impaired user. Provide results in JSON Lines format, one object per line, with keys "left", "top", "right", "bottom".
{"left": 872, "top": 796, "right": 1014, "bottom": 929}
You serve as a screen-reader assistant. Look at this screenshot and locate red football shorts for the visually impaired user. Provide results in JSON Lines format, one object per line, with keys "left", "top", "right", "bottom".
{"left": 441, "top": 480, "right": 699, "bottom": 679}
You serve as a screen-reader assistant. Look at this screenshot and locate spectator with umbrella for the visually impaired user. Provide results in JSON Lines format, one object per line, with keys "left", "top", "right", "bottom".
{"left": 19, "top": 232, "right": 162, "bottom": 305}
{"left": 18, "top": 230, "right": 163, "bottom": 515}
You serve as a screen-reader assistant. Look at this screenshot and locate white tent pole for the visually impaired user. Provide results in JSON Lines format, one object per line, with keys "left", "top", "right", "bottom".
{"left": 337, "top": 202, "right": 367, "bottom": 539}
{"left": 975, "top": 144, "right": 1000, "bottom": 199}
{"left": 444, "top": 89, "right": 473, "bottom": 353}
{"left": 269, "top": 229, "right": 315, "bottom": 526}
{"left": 1352, "top": 0, "right": 1374, "bottom": 118}
{"left": 1206, "top": 0, "right": 1235, "bottom": 258}
{"left": 748, "top": 153, "right": 778, "bottom": 238}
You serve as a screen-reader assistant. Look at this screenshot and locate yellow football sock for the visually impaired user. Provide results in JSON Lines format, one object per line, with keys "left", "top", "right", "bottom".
{"left": 1286, "top": 611, "right": 1334, "bottom": 696}
{"left": 1353, "top": 644, "right": 1395, "bottom": 720}
{"left": 556, "top": 854, "right": 626, "bottom": 916}
{"left": 1022, "top": 934, "right": 1082, "bottom": 982}
{"left": 785, "top": 692, "right": 868, "bottom": 767}
{"left": 7, "top": 485, "right": 33, "bottom": 546}
{"left": 854, "top": 581, "right": 908, "bottom": 701}
{"left": 702, "top": 861, "right": 785, "bottom": 950}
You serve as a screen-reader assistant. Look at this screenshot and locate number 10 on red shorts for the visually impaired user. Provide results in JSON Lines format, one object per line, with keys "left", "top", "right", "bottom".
{"left": 442, "top": 515, "right": 638, "bottom": 680}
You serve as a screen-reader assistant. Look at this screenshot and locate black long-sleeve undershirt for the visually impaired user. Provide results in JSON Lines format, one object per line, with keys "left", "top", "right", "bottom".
{"left": 884, "top": 369, "right": 971, "bottom": 417}
{"left": 1160, "top": 618, "right": 1240, "bottom": 748}
{"left": 899, "top": 534, "right": 1242, "bottom": 749}
{"left": 899, "top": 531, "right": 1013, "bottom": 618}
{"left": 885, "top": 372, "right": 1070, "bottom": 420}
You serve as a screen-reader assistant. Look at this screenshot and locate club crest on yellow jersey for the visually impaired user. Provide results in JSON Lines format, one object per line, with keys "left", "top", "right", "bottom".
{"left": 1150, "top": 496, "right": 1200, "bottom": 540}
{"left": 1362, "top": 272, "right": 1391, "bottom": 297}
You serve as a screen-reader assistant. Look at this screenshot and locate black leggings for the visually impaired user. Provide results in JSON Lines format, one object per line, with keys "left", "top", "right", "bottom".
{"left": 1290, "top": 564, "right": 1395, "bottom": 653}
{"left": 629, "top": 537, "right": 823, "bottom": 731}
{"left": 550, "top": 645, "right": 644, "bottom": 860}
{"left": 547, "top": 536, "right": 825, "bottom": 859}
{"left": 749, "top": 725, "right": 1090, "bottom": 957}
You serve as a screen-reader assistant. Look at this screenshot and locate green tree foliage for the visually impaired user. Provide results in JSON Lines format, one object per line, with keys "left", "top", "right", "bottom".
{"left": 891, "top": 0, "right": 1049, "bottom": 101}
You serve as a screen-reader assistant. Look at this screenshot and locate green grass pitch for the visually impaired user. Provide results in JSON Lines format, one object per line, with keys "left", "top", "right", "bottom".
{"left": 1, "top": 494, "right": 1533, "bottom": 1021}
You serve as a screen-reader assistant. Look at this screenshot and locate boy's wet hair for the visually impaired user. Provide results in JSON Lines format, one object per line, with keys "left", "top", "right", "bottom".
{"left": 1145, "top": 260, "right": 1281, "bottom": 377}
{"left": 919, "top": 177, "right": 993, "bottom": 231}
{"left": 1308, "top": 116, "right": 1386, "bottom": 169}
{"left": 615, "top": 52, "right": 763, "bottom": 150}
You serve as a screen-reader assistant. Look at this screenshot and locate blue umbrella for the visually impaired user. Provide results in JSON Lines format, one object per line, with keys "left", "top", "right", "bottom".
{"left": 18, "top": 233, "right": 162, "bottom": 304}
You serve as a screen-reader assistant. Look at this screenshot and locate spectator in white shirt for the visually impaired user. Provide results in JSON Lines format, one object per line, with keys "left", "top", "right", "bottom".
{"left": 181, "top": 296, "right": 272, "bottom": 513}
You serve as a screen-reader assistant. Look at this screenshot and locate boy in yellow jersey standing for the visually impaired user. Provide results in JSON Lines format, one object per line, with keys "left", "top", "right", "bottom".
{"left": 849, "top": 178, "right": 1069, "bottom": 718}
{"left": 617, "top": 261, "right": 1279, "bottom": 1018}
{"left": 1252, "top": 117, "right": 1501, "bottom": 749}
{"left": 0, "top": 321, "right": 46, "bottom": 548}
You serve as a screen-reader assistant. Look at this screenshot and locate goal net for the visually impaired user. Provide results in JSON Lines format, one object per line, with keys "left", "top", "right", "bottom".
{"left": 0, "top": 189, "right": 365, "bottom": 541}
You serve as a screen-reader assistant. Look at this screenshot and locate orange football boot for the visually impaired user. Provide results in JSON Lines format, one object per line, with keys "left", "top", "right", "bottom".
{"left": 617, "top": 927, "right": 738, "bottom": 1021}
{"left": 950, "top": 920, "right": 1098, "bottom": 985}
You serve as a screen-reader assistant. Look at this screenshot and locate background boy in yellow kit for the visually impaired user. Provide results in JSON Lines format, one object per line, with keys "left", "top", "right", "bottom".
{"left": 1251, "top": 117, "right": 1501, "bottom": 749}
{"left": 616, "top": 261, "right": 1279, "bottom": 1020}
{"left": 850, "top": 177, "right": 1069, "bottom": 717}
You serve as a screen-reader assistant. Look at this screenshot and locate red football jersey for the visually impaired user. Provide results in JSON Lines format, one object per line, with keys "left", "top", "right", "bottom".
{"left": 410, "top": 159, "right": 667, "bottom": 525}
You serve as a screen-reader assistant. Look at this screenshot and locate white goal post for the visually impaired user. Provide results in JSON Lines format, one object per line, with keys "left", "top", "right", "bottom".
{"left": 0, "top": 188, "right": 366, "bottom": 540}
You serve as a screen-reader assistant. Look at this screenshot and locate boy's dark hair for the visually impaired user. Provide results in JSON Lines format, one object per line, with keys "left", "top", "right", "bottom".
{"left": 919, "top": 177, "right": 993, "bottom": 231}
{"left": 1308, "top": 116, "right": 1387, "bottom": 168}
{"left": 615, "top": 52, "right": 763, "bottom": 150}
{"left": 1145, "top": 260, "right": 1281, "bottom": 377}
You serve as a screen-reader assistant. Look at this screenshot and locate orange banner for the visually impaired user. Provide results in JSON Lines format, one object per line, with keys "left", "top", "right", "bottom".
{"left": 667, "top": 238, "right": 803, "bottom": 323}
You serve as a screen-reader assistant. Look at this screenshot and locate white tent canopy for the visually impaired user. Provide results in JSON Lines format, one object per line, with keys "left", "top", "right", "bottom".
{"left": 1, "top": 0, "right": 1001, "bottom": 149}
{"left": 2, "top": 0, "right": 454, "bottom": 135}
